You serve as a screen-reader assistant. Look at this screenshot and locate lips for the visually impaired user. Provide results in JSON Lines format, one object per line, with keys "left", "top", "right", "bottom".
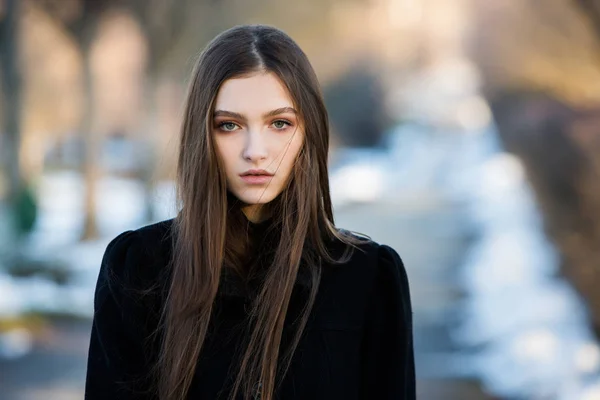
{"left": 240, "top": 169, "right": 274, "bottom": 185}
{"left": 241, "top": 169, "right": 273, "bottom": 177}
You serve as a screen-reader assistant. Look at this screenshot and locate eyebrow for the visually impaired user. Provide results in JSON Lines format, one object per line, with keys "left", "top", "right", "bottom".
{"left": 213, "top": 107, "right": 297, "bottom": 121}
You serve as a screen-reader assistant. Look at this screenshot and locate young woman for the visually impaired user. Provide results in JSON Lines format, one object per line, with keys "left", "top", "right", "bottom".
{"left": 85, "top": 24, "right": 415, "bottom": 400}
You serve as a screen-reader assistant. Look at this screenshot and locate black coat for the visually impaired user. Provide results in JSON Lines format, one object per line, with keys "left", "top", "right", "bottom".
{"left": 85, "top": 218, "right": 415, "bottom": 399}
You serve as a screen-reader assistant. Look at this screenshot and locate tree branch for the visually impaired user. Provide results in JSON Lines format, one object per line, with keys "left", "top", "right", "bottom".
{"left": 573, "top": 0, "right": 600, "bottom": 42}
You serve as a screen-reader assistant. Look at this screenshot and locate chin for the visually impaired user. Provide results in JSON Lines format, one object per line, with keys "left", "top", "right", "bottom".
{"left": 234, "top": 189, "right": 278, "bottom": 205}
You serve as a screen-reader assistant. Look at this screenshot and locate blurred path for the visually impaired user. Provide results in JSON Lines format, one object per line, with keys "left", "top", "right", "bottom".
{"left": 0, "top": 319, "right": 91, "bottom": 400}
{"left": 1, "top": 198, "right": 491, "bottom": 400}
{"left": 335, "top": 198, "right": 490, "bottom": 399}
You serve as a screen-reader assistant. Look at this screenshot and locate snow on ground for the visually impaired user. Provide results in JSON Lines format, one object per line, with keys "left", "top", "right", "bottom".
{"left": 452, "top": 127, "right": 600, "bottom": 400}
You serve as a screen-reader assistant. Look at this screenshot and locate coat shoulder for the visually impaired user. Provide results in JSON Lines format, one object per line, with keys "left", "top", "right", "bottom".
{"left": 100, "top": 218, "right": 174, "bottom": 294}
{"left": 330, "top": 228, "right": 405, "bottom": 277}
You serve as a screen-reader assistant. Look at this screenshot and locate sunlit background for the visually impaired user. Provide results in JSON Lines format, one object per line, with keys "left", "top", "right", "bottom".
{"left": 2, "top": 0, "right": 600, "bottom": 399}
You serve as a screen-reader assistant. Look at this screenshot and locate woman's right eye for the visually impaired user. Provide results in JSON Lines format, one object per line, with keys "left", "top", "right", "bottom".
{"left": 218, "top": 122, "right": 239, "bottom": 132}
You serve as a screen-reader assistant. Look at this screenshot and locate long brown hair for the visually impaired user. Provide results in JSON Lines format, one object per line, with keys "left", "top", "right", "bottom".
{"left": 157, "top": 24, "right": 360, "bottom": 400}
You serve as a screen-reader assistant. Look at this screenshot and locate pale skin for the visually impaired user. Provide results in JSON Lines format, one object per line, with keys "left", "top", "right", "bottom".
{"left": 212, "top": 71, "right": 305, "bottom": 223}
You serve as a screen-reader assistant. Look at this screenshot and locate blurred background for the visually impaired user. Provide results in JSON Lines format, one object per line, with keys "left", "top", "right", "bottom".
{"left": 2, "top": 0, "right": 600, "bottom": 399}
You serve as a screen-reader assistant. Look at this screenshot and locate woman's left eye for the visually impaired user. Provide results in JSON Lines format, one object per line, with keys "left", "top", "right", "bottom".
{"left": 272, "top": 120, "right": 291, "bottom": 130}
{"left": 219, "top": 122, "right": 239, "bottom": 131}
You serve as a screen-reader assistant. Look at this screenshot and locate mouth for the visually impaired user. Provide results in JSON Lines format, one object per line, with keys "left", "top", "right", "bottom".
{"left": 240, "top": 169, "right": 274, "bottom": 185}
{"left": 240, "top": 169, "right": 273, "bottom": 177}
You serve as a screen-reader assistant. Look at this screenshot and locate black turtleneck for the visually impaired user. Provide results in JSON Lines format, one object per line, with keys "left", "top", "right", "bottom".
{"left": 218, "top": 216, "right": 278, "bottom": 299}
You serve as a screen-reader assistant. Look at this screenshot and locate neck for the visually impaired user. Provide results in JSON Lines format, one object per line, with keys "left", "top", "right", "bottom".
{"left": 242, "top": 203, "right": 271, "bottom": 223}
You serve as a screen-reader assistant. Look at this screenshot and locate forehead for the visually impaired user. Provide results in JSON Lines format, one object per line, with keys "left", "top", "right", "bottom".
{"left": 214, "top": 72, "right": 294, "bottom": 113}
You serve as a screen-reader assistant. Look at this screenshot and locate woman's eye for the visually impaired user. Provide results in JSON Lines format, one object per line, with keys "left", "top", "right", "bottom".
{"left": 219, "top": 122, "right": 238, "bottom": 131}
{"left": 272, "top": 120, "right": 290, "bottom": 130}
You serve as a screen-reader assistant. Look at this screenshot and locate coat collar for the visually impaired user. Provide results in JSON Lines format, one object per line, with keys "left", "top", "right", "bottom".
{"left": 218, "top": 262, "right": 312, "bottom": 299}
{"left": 216, "top": 218, "right": 313, "bottom": 299}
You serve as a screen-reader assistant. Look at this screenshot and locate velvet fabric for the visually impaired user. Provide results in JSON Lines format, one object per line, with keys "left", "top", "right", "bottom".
{"left": 85, "top": 218, "right": 415, "bottom": 399}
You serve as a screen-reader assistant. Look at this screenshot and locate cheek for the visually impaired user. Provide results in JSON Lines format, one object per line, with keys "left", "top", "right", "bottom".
{"left": 214, "top": 137, "right": 238, "bottom": 173}
{"left": 279, "top": 134, "right": 304, "bottom": 173}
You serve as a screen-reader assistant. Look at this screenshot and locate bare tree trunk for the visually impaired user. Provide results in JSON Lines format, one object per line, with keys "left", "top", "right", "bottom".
{"left": 0, "top": 0, "right": 27, "bottom": 269}
{"left": 1, "top": 0, "right": 22, "bottom": 203}
{"left": 80, "top": 43, "right": 100, "bottom": 240}
{"left": 573, "top": 0, "right": 600, "bottom": 41}
{"left": 31, "top": 2, "right": 108, "bottom": 241}
{"left": 490, "top": 90, "right": 600, "bottom": 335}
{"left": 140, "top": 76, "right": 158, "bottom": 224}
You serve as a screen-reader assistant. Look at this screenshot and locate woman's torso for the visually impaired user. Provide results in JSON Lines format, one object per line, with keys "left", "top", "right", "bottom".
{"left": 86, "top": 218, "right": 415, "bottom": 399}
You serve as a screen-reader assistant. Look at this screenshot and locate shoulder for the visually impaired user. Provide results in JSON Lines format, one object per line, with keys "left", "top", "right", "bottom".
{"left": 323, "top": 229, "right": 410, "bottom": 301}
{"left": 99, "top": 218, "right": 174, "bottom": 295}
{"left": 92, "top": 220, "right": 174, "bottom": 345}
{"left": 314, "top": 231, "right": 411, "bottom": 328}
{"left": 340, "top": 233, "right": 412, "bottom": 326}
{"left": 329, "top": 229, "right": 406, "bottom": 279}
{"left": 133, "top": 217, "right": 175, "bottom": 250}
{"left": 104, "top": 218, "right": 173, "bottom": 255}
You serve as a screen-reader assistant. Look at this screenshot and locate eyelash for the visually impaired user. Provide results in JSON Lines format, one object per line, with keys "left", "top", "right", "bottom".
{"left": 216, "top": 119, "right": 293, "bottom": 132}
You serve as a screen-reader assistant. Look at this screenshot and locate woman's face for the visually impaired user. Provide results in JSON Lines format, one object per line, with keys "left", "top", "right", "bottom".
{"left": 212, "top": 71, "right": 304, "bottom": 221}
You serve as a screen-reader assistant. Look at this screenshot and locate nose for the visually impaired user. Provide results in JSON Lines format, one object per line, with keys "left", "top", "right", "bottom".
{"left": 242, "top": 129, "right": 268, "bottom": 163}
